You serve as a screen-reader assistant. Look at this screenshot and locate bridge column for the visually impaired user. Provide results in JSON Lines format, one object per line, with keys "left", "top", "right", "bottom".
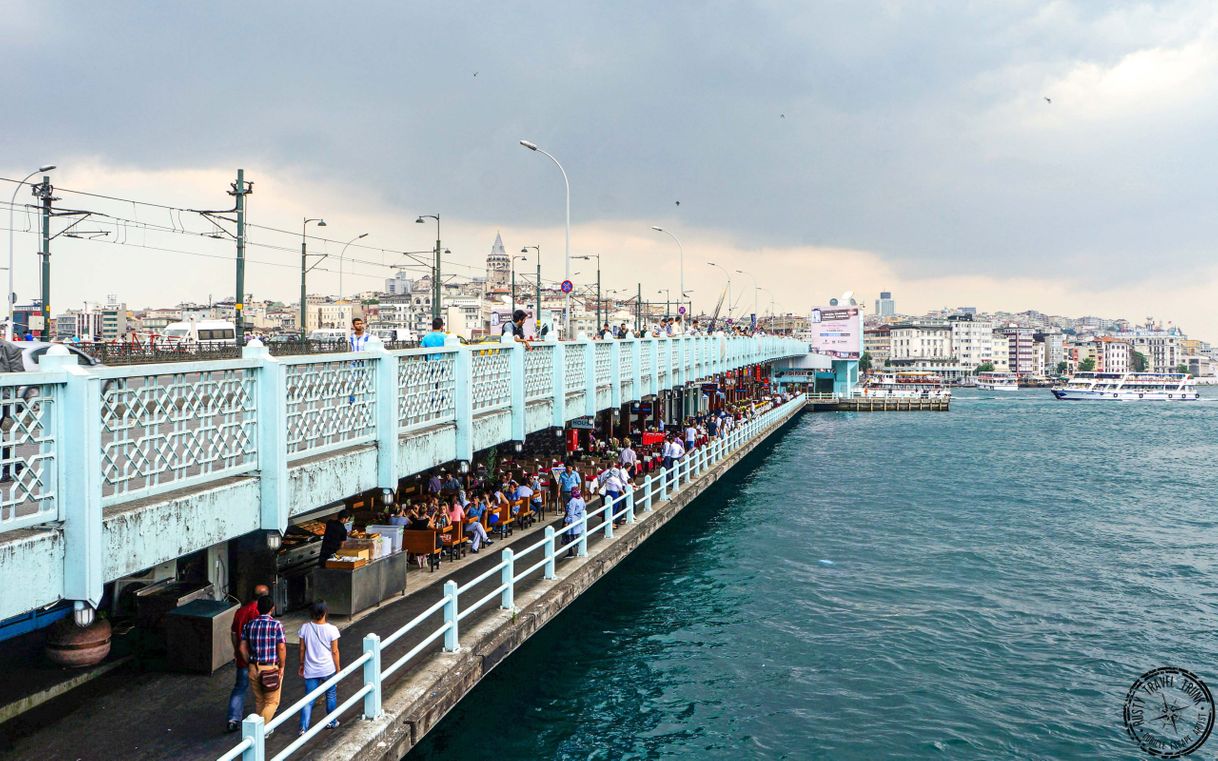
{"left": 550, "top": 338, "right": 566, "bottom": 428}
{"left": 609, "top": 339, "right": 621, "bottom": 409}
{"left": 581, "top": 333, "right": 596, "bottom": 417}
{"left": 366, "top": 336, "right": 400, "bottom": 489}
{"left": 509, "top": 340, "right": 526, "bottom": 442}
{"left": 449, "top": 335, "right": 474, "bottom": 463}
{"left": 245, "top": 341, "right": 289, "bottom": 536}
{"left": 630, "top": 336, "right": 642, "bottom": 404}
{"left": 46, "top": 353, "right": 104, "bottom": 614}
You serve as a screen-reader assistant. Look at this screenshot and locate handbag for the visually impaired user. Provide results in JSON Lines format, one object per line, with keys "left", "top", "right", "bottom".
{"left": 259, "top": 666, "right": 281, "bottom": 692}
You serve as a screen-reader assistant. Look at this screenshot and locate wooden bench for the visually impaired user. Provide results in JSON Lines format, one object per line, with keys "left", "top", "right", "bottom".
{"left": 402, "top": 529, "right": 442, "bottom": 571}
{"left": 439, "top": 524, "right": 468, "bottom": 561}
{"left": 482, "top": 500, "right": 515, "bottom": 540}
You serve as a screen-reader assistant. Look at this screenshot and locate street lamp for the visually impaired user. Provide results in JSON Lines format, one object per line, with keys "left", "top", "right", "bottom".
{"left": 300, "top": 217, "right": 327, "bottom": 338}
{"left": 574, "top": 253, "right": 601, "bottom": 330}
{"left": 510, "top": 254, "right": 529, "bottom": 316}
{"left": 519, "top": 139, "right": 571, "bottom": 338}
{"left": 415, "top": 215, "right": 441, "bottom": 320}
{"left": 657, "top": 289, "right": 671, "bottom": 317}
{"left": 521, "top": 245, "right": 541, "bottom": 330}
{"left": 650, "top": 226, "right": 685, "bottom": 317}
{"left": 707, "top": 262, "right": 732, "bottom": 325}
{"left": 7, "top": 164, "right": 55, "bottom": 341}
{"left": 338, "top": 233, "right": 368, "bottom": 298}
{"left": 736, "top": 269, "right": 758, "bottom": 329}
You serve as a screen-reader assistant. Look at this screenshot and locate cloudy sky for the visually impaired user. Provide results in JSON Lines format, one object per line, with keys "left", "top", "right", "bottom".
{"left": 4, "top": 1, "right": 1218, "bottom": 334}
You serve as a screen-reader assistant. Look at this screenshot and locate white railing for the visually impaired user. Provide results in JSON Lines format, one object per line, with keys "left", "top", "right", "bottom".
{"left": 395, "top": 347, "right": 458, "bottom": 431}
{"left": 0, "top": 372, "right": 63, "bottom": 531}
{"left": 218, "top": 393, "right": 804, "bottom": 761}
{"left": 469, "top": 346, "right": 512, "bottom": 414}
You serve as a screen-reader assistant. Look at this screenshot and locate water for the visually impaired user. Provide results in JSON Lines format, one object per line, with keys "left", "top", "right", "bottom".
{"left": 409, "top": 391, "right": 1218, "bottom": 760}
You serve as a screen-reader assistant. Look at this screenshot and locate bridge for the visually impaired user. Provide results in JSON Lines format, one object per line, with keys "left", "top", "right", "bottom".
{"left": 0, "top": 333, "right": 807, "bottom": 628}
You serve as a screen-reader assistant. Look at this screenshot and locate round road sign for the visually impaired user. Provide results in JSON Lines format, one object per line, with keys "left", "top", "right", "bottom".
{"left": 678, "top": 306, "right": 687, "bottom": 315}
{"left": 560, "top": 280, "right": 574, "bottom": 293}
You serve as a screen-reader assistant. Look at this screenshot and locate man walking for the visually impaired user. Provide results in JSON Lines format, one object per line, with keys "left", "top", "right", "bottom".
{"left": 227, "top": 583, "right": 269, "bottom": 733}
{"left": 239, "top": 596, "right": 287, "bottom": 726}
{"left": 557, "top": 462, "right": 581, "bottom": 510}
{"left": 348, "top": 317, "right": 370, "bottom": 352}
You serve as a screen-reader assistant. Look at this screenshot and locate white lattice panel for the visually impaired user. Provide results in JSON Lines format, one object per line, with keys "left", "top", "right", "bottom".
{"left": 564, "top": 344, "right": 586, "bottom": 395}
{"left": 398, "top": 353, "right": 456, "bottom": 429}
{"left": 101, "top": 368, "right": 257, "bottom": 501}
{"left": 471, "top": 348, "right": 512, "bottom": 413}
{"left": 594, "top": 342, "right": 612, "bottom": 387}
{"left": 524, "top": 345, "right": 554, "bottom": 401}
{"left": 284, "top": 359, "right": 376, "bottom": 457}
{"left": 0, "top": 382, "right": 58, "bottom": 530}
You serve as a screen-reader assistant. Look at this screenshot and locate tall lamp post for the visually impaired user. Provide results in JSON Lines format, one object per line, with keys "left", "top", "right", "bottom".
{"left": 337, "top": 233, "right": 368, "bottom": 298}
{"left": 521, "top": 245, "right": 541, "bottom": 328}
{"left": 658, "top": 289, "right": 671, "bottom": 318}
{"left": 650, "top": 226, "right": 685, "bottom": 317}
{"left": 519, "top": 139, "right": 571, "bottom": 337}
{"left": 574, "top": 253, "right": 601, "bottom": 330}
{"left": 707, "top": 261, "right": 732, "bottom": 324}
{"left": 300, "top": 217, "right": 327, "bottom": 338}
{"left": 510, "top": 254, "right": 529, "bottom": 316}
{"left": 415, "top": 214, "right": 441, "bottom": 320}
{"left": 758, "top": 286, "right": 776, "bottom": 331}
{"left": 7, "top": 164, "right": 55, "bottom": 341}
{"left": 736, "top": 269, "right": 758, "bottom": 329}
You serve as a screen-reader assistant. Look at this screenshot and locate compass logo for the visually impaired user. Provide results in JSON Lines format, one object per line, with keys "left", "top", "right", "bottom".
{"left": 1124, "top": 667, "right": 1215, "bottom": 758}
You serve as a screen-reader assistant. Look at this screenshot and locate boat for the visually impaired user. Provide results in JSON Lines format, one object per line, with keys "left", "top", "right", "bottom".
{"left": 860, "top": 371, "right": 951, "bottom": 399}
{"left": 976, "top": 371, "right": 1018, "bottom": 391}
{"left": 1050, "top": 372, "right": 1200, "bottom": 401}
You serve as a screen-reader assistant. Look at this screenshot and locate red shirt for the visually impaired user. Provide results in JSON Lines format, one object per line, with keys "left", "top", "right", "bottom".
{"left": 231, "top": 600, "right": 260, "bottom": 668}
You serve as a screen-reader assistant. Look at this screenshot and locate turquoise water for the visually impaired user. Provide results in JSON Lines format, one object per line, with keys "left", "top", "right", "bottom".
{"left": 409, "top": 391, "right": 1218, "bottom": 760}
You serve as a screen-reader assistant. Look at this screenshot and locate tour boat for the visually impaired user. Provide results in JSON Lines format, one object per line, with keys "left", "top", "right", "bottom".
{"left": 976, "top": 371, "right": 1018, "bottom": 391}
{"left": 860, "top": 372, "right": 951, "bottom": 399}
{"left": 1050, "top": 372, "right": 1200, "bottom": 401}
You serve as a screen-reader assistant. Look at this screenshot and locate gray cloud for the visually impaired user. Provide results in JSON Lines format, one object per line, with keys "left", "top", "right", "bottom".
{"left": 6, "top": 0, "right": 1218, "bottom": 292}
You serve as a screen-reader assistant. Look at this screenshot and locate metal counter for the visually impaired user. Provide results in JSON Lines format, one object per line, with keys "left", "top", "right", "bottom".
{"left": 309, "top": 552, "right": 408, "bottom": 617}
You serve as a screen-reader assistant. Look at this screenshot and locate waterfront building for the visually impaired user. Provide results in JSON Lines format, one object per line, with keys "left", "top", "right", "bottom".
{"left": 863, "top": 325, "right": 891, "bottom": 369}
{"left": 384, "top": 270, "right": 414, "bottom": 296}
{"left": 947, "top": 314, "right": 995, "bottom": 370}
{"left": 1035, "top": 329, "right": 1065, "bottom": 373}
{"left": 874, "top": 291, "right": 895, "bottom": 317}
{"left": 55, "top": 299, "right": 129, "bottom": 340}
{"left": 1116, "top": 328, "right": 1184, "bottom": 373}
{"left": 1001, "top": 325, "right": 1036, "bottom": 375}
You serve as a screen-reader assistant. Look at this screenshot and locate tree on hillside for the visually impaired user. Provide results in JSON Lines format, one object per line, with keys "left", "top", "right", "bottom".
{"left": 1079, "top": 357, "right": 1096, "bottom": 372}
{"left": 975, "top": 362, "right": 995, "bottom": 373}
{"left": 1131, "top": 351, "right": 1148, "bottom": 372}
{"left": 859, "top": 352, "right": 873, "bottom": 372}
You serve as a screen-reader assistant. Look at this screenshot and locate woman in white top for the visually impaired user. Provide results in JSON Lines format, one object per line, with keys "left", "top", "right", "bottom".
{"left": 298, "top": 601, "right": 342, "bottom": 735}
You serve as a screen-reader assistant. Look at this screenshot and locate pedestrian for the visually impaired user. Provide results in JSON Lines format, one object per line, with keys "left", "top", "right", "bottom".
{"left": 563, "top": 487, "right": 586, "bottom": 558}
{"left": 239, "top": 596, "right": 286, "bottom": 726}
{"left": 227, "top": 583, "right": 270, "bottom": 733}
{"left": 348, "top": 317, "right": 370, "bottom": 352}
{"left": 297, "top": 601, "right": 341, "bottom": 736}
{"left": 619, "top": 438, "right": 637, "bottom": 478}
{"left": 557, "top": 462, "right": 580, "bottom": 508}
{"left": 427, "top": 471, "right": 442, "bottom": 494}
{"left": 501, "top": 309, "right": 531, "bottom": 348}
{"left": 600, "top": 463, "right": 627, "bottom": 527}
{"left": 318, "top": 509, "right": 351, "bottom": 566}
{"left": 684, "top": 418, "right": 697, "bottom": 452}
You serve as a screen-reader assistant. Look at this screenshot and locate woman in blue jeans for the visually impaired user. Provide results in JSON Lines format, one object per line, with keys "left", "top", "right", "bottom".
{"left": 297, "top": 601, "right": 341, "bottom": 735}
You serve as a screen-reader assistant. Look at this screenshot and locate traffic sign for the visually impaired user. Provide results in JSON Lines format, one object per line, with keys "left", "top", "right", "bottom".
{"left": 678, "top": 306, "right": 686, "bottom": 315}
{"left": 560, "top": 280, "right": 574, "bottom": 294}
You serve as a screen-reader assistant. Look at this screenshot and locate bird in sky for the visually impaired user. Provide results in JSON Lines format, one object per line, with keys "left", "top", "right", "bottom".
{"left": 474, "top": 71, "right": 479, "bottom": 77}
{"left": 780, "top": 113, "right": 786, "bottom": 118}
{"left": 1043, "top": 96, "right": 1051, "bottom": 103}
{"left": 675, "top": 201, "right": 680, "bottom": 206}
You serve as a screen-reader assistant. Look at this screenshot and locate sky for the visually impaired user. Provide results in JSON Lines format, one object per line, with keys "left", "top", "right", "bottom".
{"left": 4, "top": 1, "right": 1218, "bottom": 335}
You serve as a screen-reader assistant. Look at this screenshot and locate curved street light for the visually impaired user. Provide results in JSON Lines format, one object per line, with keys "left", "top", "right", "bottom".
{"left": 299, "top": 217, "right": 327, "bottom": 338}
{"left": 736, "top": 268, "right": 758, "bottom": 327}
{"left": 707, "top": 261, "right": 732, "bottom": 321}
{"left": 415, "top": 215, "right": 441, "bottom": 319}
{"left": 650, "top": 226, "right": 685, "bottom": 314}
{"left": 520, "top": 139, "right": 571, "bottom": 337}
{"left": 338, "top": 233, "right": 368, "bottom": 298}
{"left": 7, "top": 164, "right": 55, "bottom": 340}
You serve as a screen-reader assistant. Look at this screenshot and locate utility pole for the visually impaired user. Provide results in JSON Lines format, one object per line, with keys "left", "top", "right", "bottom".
{"left": 230, "top": 169, "right": 252, "bottom": 345}
{"left": 36, "top": 176, "right": 54, "bottom": 339}
{"left": 636, "top": 282, "right": 642, "bottom": 332}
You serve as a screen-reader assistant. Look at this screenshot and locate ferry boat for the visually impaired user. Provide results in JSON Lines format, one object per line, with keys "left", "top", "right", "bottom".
{"left": 860, "top": 372, "right": 951, "bottom": 399}
{"left": 975, "top": 371, "right": 1018, "bottom": 391}
{"left": 1050, "top": 372, "right": 1200, "bottom": 401}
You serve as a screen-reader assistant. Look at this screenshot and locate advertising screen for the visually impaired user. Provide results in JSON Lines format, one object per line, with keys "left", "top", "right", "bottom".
{"left": 809, "top": 306, "right": 862, "bottom": 359}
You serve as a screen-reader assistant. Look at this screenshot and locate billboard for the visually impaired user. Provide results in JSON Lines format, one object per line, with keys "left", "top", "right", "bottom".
{"left": 809, "top": 306, "right": 862, "bottom": 359}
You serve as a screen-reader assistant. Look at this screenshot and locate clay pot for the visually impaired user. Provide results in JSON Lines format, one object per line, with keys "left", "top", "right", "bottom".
{"left": 45, "top": 617, "right": 112, "bottom": 668}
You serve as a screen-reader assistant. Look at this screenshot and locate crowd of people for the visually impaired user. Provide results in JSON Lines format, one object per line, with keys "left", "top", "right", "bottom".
{"left": 591, "top": 314, "right": 774, "bottom": 340}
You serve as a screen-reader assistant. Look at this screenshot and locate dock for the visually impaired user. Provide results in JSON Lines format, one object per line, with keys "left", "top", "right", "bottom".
{"left": 805, "top": 395, "right": 950, "bottom": 412}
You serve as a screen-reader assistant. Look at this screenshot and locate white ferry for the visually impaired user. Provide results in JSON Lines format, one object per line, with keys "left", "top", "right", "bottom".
{"left": 976, "top": 371, "right": 1018, "bottom": 391}
{"left": 860, "top": 372, "right": 951, "bottom": 399}
{"left": 1050, "top": 372, "right": 1200, "bottom": 401}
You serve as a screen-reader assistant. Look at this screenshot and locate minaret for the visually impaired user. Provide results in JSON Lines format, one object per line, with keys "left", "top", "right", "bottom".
{"left": 486, "top": 231, "right": 510, "bottom": 294}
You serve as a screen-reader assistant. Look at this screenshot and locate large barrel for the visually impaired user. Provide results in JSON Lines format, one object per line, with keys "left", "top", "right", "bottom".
{"left": 45, "top": 617, "right": 112, "bottom": 668}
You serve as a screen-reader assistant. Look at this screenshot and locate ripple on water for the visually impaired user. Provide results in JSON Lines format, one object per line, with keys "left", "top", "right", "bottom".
{"left": 409, "top": 391, "right": 1218, "bottom": 760}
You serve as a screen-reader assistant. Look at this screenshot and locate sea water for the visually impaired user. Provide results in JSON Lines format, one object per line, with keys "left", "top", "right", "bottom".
{"left": 409, "top": 390, "right": 1218, "bottom": 759}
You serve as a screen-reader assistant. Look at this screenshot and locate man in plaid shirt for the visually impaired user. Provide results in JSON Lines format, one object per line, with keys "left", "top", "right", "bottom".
{"left": 239, "top": 596, "right": 287, "bottom": 723}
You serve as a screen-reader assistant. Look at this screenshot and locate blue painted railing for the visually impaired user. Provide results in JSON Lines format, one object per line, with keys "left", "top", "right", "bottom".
{"left": 0, "top": 333, "right": 807, "bottom": 619}
{"left": 217, "top": 393, "right": 805, "bottom": 761}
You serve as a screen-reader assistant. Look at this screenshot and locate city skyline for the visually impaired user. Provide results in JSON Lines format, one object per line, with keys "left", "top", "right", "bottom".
{"left": 6, "top": 3, "right": 1218, "bottom": 334}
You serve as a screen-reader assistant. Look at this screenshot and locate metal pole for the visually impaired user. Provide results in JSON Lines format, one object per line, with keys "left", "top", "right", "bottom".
{"left": 636, "top": 283, "right": 641, "bottom": 332}
{"left": 234, "top": 169, "right": 247, "bottom": 345}
{"left": 511, "top": 266, "right": 516, "bottom": 317}
{"left": 38, "top": 177, "right": 51, "bottom": 339}
{"left": 536, "top": 251, "right": 541, "bottom": 326}
{"left": 7, "top": 167, "right": 49, "bottom": 341}
{"left": 433, "top": 223, "right": 441, "bottom": 320}
{"left": 299, "top": 220, "right": 308, "bottom": 339}
{"left": 596, "top": 262, "right": 601, "bottom": 331}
